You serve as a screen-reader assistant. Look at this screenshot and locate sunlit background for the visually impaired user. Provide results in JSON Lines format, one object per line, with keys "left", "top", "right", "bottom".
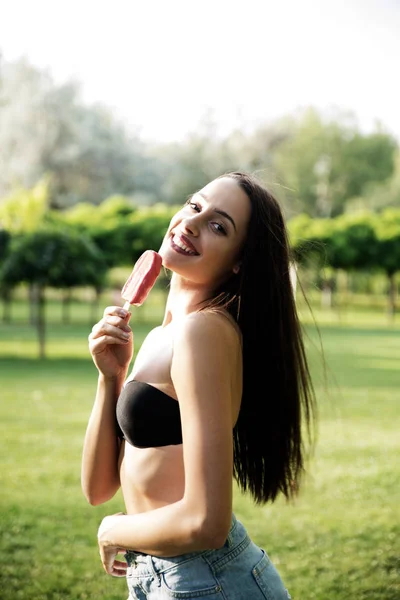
{"left": 1, "top": 0, "right": 400, "bottom": 143}
{"left": 1, "top": 2, "right": 399, "bottom": 600}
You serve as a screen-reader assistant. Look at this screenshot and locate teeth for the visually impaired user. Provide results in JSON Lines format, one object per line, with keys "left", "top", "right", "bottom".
{"left": 173, "top": 235, "right": 195, "bottom": 254}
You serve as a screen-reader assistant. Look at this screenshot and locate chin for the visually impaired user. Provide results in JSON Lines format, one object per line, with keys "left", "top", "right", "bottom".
{"left": 158, "top": 240, "right": 171, "bottom": 265}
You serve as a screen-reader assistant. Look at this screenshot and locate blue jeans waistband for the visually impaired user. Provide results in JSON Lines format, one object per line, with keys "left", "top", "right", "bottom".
{"left": 124, "top": 512, "right": 249, "bottom": 575}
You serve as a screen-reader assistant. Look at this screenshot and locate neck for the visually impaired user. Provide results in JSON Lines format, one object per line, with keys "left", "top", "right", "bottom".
{"left": 161, "top": 273, "right": 215, "bottom": 326}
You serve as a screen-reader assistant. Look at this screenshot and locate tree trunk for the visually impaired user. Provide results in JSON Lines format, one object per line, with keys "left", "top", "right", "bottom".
{"left": 341, "top": 270, "right": 349, "bottom": 307}
{"left": 62, "top": 289, "right": 72, "bottom": 324}
{"left": 29, "top": 283, "right": 37, "bottom": 326}
{"left": 387, "top": 272, "right": 397, "bottom": 322}
{"left": 1, "top": 288, "right": 12, "bottom": 323}
{"left": 320, "top": 272, "right": 336, "bottom": 309}
{"left": 321, "top": 279, "right": 333, "bottom": 309}
{"left": 90, "top": 287, "right": 102, "bottom": 325}
{"left": 36, "top": 286, "right": 46, "bottom": 359}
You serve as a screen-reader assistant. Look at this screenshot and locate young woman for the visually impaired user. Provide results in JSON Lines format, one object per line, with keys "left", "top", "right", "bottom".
{"left": 82, "top": 171, "right": 316, "bottom": 599}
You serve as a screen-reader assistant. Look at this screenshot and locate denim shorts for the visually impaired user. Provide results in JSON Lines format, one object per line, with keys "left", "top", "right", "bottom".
{"left": 124, "top": 513, "right": 291, "bottom": 599}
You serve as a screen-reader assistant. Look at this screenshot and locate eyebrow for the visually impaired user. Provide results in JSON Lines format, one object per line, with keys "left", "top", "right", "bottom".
{"left": 196, "top": 192, "right": 237, "bottom": 232}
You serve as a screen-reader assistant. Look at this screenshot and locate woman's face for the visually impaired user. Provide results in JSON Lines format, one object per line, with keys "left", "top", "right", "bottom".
{"left": 159, "top": 177, "right": 251, "bottom": 288}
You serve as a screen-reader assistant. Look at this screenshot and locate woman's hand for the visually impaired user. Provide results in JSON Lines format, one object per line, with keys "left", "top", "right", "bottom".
{"left": 98, "top": 512, "right": 127, "bottom": 577}
{"left": 98, "top": 543, "right": 127, "bottom": 577}
{"left": 89, "top": 307, "right": 133, "bottom": 379}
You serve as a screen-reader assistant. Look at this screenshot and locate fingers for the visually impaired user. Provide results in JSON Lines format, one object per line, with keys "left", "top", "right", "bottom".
{"left": 89, "top": 309, "right": 132, "bottom": 345}
{"left": 102, "top": 315, "right": 130, "bottom": 329}
{"left": 109, "top": 559, "right": 128, "bottom": 577}
{"left": 103, "top": 306, "right": 131, "bottom": 320}
{"left": 89, "top": 335, "right": 130, "bottom": 358}
{"left": 94, "top": 307, "right": 132, "bottom": 332}
{"left": 100, "top": 548, "right": 127, "bottom": 577}
{"left": 101, "top": 558, "right": 128, "bottom": 577}
{"left": 92, "top": 317, "right": 131, "bottom": 335}
{"left": 89, "top": 325, "right": 131, "bottom": 344}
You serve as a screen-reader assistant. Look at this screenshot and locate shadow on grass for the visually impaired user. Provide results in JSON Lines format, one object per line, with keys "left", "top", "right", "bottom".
{"left": 308, "top": 324, "right": 400, "bottom": 338}
{"left": 0, "top": 356, "right": 95, "bottom": 381}
{"left": 2, "top": 322, "right": 400, "bottom": 392}
{"left": 303, "top": 323, "right": 400, "bottom": 390}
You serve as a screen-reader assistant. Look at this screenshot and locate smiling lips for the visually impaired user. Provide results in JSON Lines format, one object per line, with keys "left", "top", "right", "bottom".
{"left": 171, "top": 234, "right": 199, "bottom": 256}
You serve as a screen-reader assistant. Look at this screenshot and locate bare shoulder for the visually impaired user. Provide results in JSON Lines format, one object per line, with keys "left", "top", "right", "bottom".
{"left": 173, "top": 310, "right": 241, "bottom": 356}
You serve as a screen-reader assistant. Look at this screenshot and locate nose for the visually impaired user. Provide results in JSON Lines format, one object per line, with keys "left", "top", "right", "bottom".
{"left": 181, "top": 214, "right": 200, "bottom": 236}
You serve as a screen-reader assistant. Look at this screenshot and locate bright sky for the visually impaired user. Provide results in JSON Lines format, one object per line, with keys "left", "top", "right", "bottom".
{"left": 1, "top": 0, "right": 399, "bottom": 143}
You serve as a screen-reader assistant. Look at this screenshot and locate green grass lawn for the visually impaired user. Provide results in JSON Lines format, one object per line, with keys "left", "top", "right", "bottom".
{"left": 0, "top": 296, "right": 399, "bottom": 599}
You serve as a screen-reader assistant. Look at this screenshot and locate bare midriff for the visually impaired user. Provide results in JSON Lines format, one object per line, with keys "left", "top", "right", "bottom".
{"left": 118, "top": 441, "right": 185, "bottom": 514}
{"left": 116, "top": 309, "right": 242, "bottom": 516}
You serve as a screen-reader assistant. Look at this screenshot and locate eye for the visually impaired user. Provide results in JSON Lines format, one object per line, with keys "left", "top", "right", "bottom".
{"left": 185, "top": 199, "right": 227, "bottom": 235}
{"left": 188, "top": 201, "right": 201, "bottom": 212}
{"left": 211, "top": 222, "right": 227, "bottom": 235}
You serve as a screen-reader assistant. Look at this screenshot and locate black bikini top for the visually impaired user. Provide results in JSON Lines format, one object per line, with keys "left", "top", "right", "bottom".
{"left": 116, "top": 380, "right": 183, "bottom": 448}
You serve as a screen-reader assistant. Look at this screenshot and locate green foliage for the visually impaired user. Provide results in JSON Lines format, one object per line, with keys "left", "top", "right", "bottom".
{"left": 329, "top": 212, "right": 378, "bottom": 270}
{"left": 275, "top": 109, "right": 329, "bottom": 215}
{"left": 57, "top": 202, "right": 102, "bottom": 230}
{"left": 99, "top": 194, "right": 137, "bottom": 218}
{"left": 274, "top": 107, "right": 398, "bottom": 217}
{"left": 288, "top": 213, "right": 334, "bottom": 266}
{"left": 0, "top": 228, "right": 11, "bottom": 261}
{"left": 289, "top": 209, "right": 400, "bottom": 277}
{"left": 0, "top": 178, "right": 49, "bottom": 233}
{"left": 0, "top": 58, "right": 143, "bottom": 207}
{"left": 53, "top": 196, "right": 138, "bottom": 267}
{"left": 366, "top": 149, "right": 400, "bottom": 210}
{"left": 0, "top": 228, "right": 107, "bottom": 289}
{"left": 338, "top": 131, "right": 397, "bottom": 199}
{"left": 130, "top": 204, "right": 178, "bottom": 259}
{"left": 1, "top": 56, "right": 398, "bottom": 218}
{"left": 0, "top": 156, "right": 399, "bottom": 297}
{"left": 373, "top": 208, "right": 400, "bottom": 275}
{"left": 0, "top": 228, "right": 12, "bottom": 296}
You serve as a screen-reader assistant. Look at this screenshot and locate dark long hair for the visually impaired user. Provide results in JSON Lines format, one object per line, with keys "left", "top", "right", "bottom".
{"left": 205, "top": 171, "right": 317, "bottom": 504}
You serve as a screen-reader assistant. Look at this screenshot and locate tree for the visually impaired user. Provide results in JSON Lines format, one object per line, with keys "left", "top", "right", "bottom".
{"left": 0, "top": 178, "right": 49, "bottom": 233}
{"left": 0, "top": 57, "right": 142, "bottom": 208}
{"left": 155, "top": 135, "right": 221, "bottom": 206}
{"left": 55, "top": 197, "right": 176, "bottom": 268}
{"left": 288, "top": 213, "right": 335, "bottom": 306}
{"left": 129, "top": 204, "right": 178, "bottom": 260}
{"left": 288, "top": 213, "right": 330, "bottom": 266}
{"left": 0, "top": 228, "right": 10, "bottom": 259}
{"left": 0, "top": 228, "right": 108, "bottom": 358}
{"left": 373, "top": 209, "right": 400, "bottom": 320}
{"left": 329, "top": 213, "right": 378, "bottom": 272}
{"left": 55, "top": 196, "right": 138, "bottom": 267}
{"left": 274, "top": 107, "right": 397, "bottom": 217}
{"left": 348, "top": 149, "right": 400, "bottom": 212}
{"left": 0, "top": 227, "right": 12, "bottom": 322}
{"left": 99, "top": 195, "right": 137, "bottom": 218}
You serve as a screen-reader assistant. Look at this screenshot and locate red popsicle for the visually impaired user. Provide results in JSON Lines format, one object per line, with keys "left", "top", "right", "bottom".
{"left": 121, "top": 250, "right": 163, "bottom": 310}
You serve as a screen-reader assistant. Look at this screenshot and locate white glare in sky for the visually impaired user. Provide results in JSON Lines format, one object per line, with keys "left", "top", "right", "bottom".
{"left": 0, "top": 0, "right": 399, "bottom": 142}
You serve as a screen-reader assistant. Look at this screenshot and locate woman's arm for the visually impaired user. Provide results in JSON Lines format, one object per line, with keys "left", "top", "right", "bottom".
{"left": 81, "top": 374, "right": 124, "bottom": 505}
{"left": 97, "top": 312, "right": 241, "bottom": 571}
{"left": 81, "top": 306, "right": 133, "bottom": 505}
